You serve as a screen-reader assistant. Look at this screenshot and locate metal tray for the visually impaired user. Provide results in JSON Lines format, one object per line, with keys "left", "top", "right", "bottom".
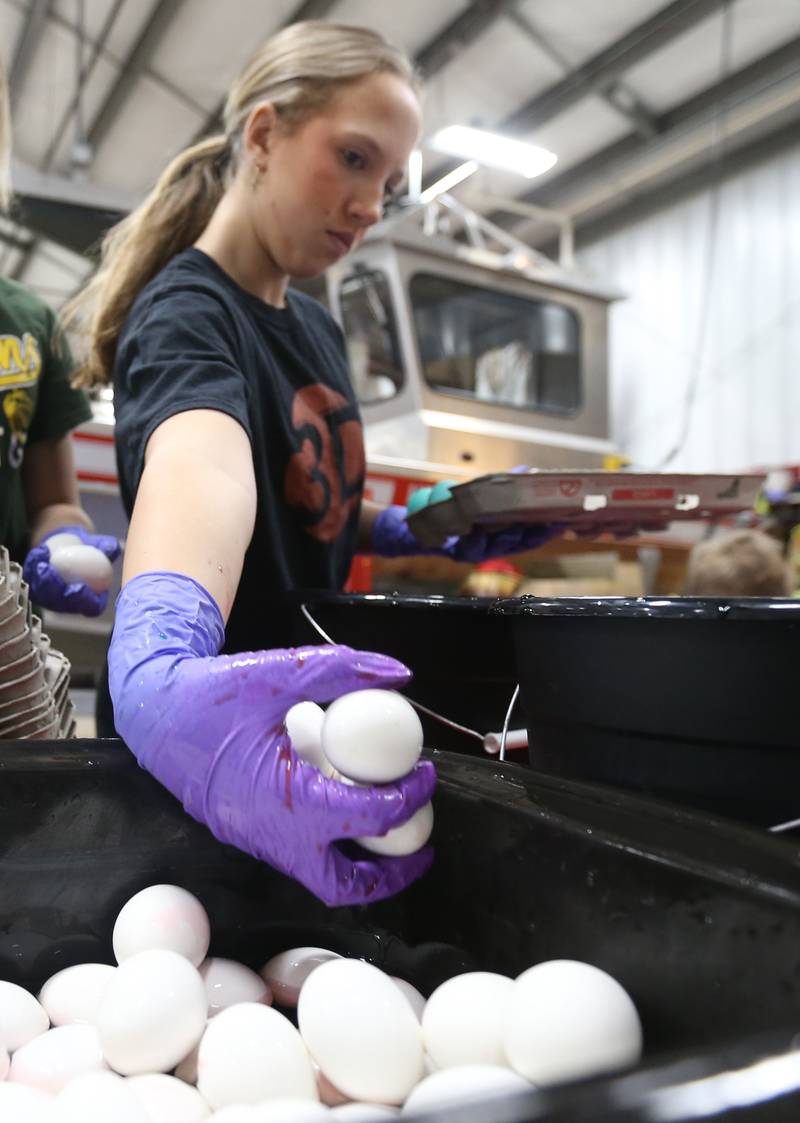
{"left": 407, "top": 470, "right": 765, "bottom": 545}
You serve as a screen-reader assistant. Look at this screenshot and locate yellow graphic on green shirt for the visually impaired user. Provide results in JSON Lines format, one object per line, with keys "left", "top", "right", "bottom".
{"left": 0, "top": 332, "right": 42, "bottom": 387}
{"left": 2, "top": 388, "right": 34, "bottom": 469}
{"left": 4, "top": 388, "right": 33, "bottom": 438}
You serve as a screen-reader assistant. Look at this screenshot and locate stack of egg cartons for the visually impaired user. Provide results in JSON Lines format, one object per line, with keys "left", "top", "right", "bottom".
{"left": 0, "top": 546, "right": 75, "bottom": 740}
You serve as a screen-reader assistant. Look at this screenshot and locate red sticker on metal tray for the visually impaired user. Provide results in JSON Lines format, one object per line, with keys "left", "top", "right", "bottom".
{"left": 611, "top": 487, "right": 676, "bottom": 501}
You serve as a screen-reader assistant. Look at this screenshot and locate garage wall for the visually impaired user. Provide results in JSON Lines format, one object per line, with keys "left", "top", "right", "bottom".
{"left": 578, "top": 139, "right": 800, "bottom": 474}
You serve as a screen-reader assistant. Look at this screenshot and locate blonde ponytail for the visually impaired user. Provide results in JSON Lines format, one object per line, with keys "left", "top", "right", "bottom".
{"left": 68, "top": 135, "right": 229, "bottom": 386}
{"left": 67, "top": 21, "right": 416, "bottom": 388}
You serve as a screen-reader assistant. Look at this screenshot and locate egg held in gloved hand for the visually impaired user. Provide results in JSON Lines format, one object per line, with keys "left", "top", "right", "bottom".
{"left": 108, "top": 572, "right": 436, "bottom": 907}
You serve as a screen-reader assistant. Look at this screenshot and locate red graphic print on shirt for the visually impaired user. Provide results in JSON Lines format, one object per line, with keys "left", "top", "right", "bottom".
{"left": 284, "top": 384, "right": 365, "bottom": 543}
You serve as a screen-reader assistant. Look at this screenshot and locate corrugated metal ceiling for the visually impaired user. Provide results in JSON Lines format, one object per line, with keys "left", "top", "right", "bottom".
{"left": 2, "top": 0, "right": 800, "bottom": 305}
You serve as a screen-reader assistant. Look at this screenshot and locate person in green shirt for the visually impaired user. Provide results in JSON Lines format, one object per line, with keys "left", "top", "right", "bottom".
{"left": 0, "top": 60, "right": 119, "bottom": 614}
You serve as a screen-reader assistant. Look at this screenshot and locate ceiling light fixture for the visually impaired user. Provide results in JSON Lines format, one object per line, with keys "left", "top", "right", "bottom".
{"left": 419, "top": 160, "right": 479, "bottom": 204}
{"left": 429, "top": 125, "right": 557, "bottom": 179}
{"left": 407, "top": 149, "right": 423, "bottom": 200}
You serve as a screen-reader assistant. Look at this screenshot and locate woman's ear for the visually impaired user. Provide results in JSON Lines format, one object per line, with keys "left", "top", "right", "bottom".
{"left": 243, "top": 102, "right": 279, "bottom": 167}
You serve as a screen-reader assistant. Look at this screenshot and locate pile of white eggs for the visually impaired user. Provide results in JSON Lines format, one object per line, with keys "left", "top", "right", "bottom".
{"left": 286, "top": 690, "right": 433, "bottom": 857}
{"left": 0, "top": 883, "right": 644, "bottom": 1122}
{"left": 44, "top": 532, "right": 113, "bottom": 595}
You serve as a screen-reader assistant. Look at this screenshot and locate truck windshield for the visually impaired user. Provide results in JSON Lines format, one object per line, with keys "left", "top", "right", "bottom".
{"left": 409, "top": 273, "right": 582, "bottom": 416}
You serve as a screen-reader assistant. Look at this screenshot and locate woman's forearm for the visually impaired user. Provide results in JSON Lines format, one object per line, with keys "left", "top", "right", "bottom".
{"left": 122, "top": 410, "right": 257, "bottom": 622}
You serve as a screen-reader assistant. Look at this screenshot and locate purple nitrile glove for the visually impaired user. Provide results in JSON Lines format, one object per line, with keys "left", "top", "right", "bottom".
{"left": 108, "top": 571, "right": 436, "bottom": 907}
{"left": 372, "top": 505, "right": 562, "bottom": 562}
{"left": 23, "top": 525, "right": 121, "bottom": 616}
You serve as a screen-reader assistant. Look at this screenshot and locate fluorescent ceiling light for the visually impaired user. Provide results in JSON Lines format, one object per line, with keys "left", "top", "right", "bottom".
{"left": 429, "top": 126, "right": 557, "bottom": 179}
{"left": 419, "top": 160, "right": 479, "bottom": 204}
{"left": 407, "top": 149, "right": 423, "bottom": 199}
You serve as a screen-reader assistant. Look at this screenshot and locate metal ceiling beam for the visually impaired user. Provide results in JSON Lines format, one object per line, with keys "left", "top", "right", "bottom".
{"left": 421, "top": 0, "right": 727, "bottom": 191}
{"left": 190, "top": 0, "right": 341, "bottom": 143}
{"left": 515, "top": 32, "right": 800, "bottom": 217}
{"left": 552, "top": 108, "right": 800, "bottom": 253}
{"left": 12, "top": 194, "right": 126, "bottom": 257}
{"left": 0, "top": 224, "right": 33, "bottom": 254}
{"left": 12, "top": 161, "right": 140, "bottom": 212}
{"left": 9, "top": 0, "right": 52, "bottom": 105}
{"left": 10, "top": 161, "right": 138, "bottom": 255}
{"left": 41, "top": 0, "right": 127, "bottom": 171}
{"left": 11, "top": 239, "right": 37, "bottom": 281}
{"left": 289, "top": 0, "right": 341, "bottom": 18}
{"left": 192, "top": 0, "right": 517, "bottom": 145}
{"left": 502, "top": 0, "right": 727, "bottom": 136}
{"left": 18, "top": 0, "right": 128, "bottom": 283}
{"left": 415, "top": 0, "right": 518, "bottom": 79}
{"left": 505, "top": 6, "right": 658, "bottom": 139}
{"left": 87, "top": 0, "right": 189, "bottom": 152}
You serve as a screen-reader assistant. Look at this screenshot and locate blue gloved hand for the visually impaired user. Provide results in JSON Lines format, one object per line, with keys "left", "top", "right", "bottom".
{"left": 372, "top": 505, "right": 560, "bottom": 561}
{"left": 23, "top": 525, "right": 121, "bottom": 616}
{"left": 108, "top": 571, "right": 436, "bottom": 907}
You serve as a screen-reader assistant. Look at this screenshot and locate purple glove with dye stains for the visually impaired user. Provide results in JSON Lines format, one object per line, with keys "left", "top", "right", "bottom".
{"left": 372, "top": 507, "right": 562, "bottom": 562}
{"left": 373, "top": 466, "right": 563, "bottom": 562}
{"left": 108, "top": 571, "right": 436, "bottom": 907}
{"left": 23, "top": 525, "right": 121, "bottom": 616}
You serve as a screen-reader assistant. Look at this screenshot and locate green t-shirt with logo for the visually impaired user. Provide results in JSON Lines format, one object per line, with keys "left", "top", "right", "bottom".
{"left": 0, "top": 278, "right": 92, "bottom": 562}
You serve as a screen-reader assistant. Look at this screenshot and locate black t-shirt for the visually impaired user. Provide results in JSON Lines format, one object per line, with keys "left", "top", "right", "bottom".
{"left": 113, "top": 247, "right": 365, "bottom": 654}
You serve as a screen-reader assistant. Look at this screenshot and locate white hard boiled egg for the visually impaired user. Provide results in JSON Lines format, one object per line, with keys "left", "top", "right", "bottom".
{"left": 0, "top": 980, "right": 49, "bottom": 1050}
{"left": 260, "top": 948, "right": 341, "bottom": 1007}
{"left": 422, "top": 971, "right": 514, "bottom": 1069}
{"left": 390, "top": 978, "right": 426, "bottom": 1023}
{"left": 96, "top": 948, "right": 207, "bottom": 1075}
{"left": 298, "top": 958, "right": 423, "bottom": 1105}
{"left": 208, "top": 1108, "right": 259, "bottom": 1122}
{"left": 38, "top": 962, "right": 116, "bottom": 1025}
{"left": 0, "top": 1081, "right": 54, "bottom": 1123}
{"left": 43, "top": 532, "right": 81, "bottom": 554}
{"left": 113, "top": 884, "right": 211, "bottom": 966}
{"left": 200, "top": 957, "right": 271, "bottom": 1017}
{"left": 330, "top": 1106, "right": 400, "bottom": 1119}
{"left": 127, "top": 1072, "right": 211, "bottom": 1122}
{"left": 197, "top": 1002, "right": 317, "bottom": 1109}
{"left": 57, "top": 1070, "right": 150, "bottom": 1123}
{"left": 49, "top": 544, "right": 112, "bottom": 594}
{"left": 320, "top": 690, "right": 423, "bottom": 783}
{"left": 503, "top": 959, "right": 643, "bottom": 1085}
{"left": 9, "top": 1023, "right": 106, "bottom": 1093}
{"left": 357, "top": 802, "right": 433, "bottom": 857}
{"left": 247, "top": 1100, "right": 331, "bottom": 1121}
{"left": 0, "top": 1041, "right": 7, "bottom": 1080}
{"left": 285, "top": 702, "right": 331, "bottom": 774}
{"left": 401, "top": 1064, "right": 531, "bottom": 1115}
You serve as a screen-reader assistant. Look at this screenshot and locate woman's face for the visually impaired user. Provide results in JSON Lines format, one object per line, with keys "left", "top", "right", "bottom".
{"left": 246, "top": 71, "right": 421, "bottom": 279}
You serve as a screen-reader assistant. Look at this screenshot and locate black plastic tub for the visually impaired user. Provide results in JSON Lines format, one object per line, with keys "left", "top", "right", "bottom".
{"left": 295, "top": 590, "right": 518, "bottom": 755}
{"left": 492, "top": 596, "right": 800, "bottom": 826}
{"left": 2, "top": 741, "right": 800, "bottom": 1119}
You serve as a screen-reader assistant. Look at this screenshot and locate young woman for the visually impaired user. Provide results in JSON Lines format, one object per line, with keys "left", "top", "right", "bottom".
{"left": 69, "top": 22, "right": 553, "bottom": 906}
{"left": 0, "top": 59, "right": 119, "bottom": 615}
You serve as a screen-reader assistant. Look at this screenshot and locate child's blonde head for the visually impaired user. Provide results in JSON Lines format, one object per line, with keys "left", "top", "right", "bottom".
{"left": 684, "top": 529, "right": 792, "bottom": 597}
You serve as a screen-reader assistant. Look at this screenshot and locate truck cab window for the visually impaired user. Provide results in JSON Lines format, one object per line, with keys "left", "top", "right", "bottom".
{"left": 409, "top": 273, "right": 582, "bottom": 416}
